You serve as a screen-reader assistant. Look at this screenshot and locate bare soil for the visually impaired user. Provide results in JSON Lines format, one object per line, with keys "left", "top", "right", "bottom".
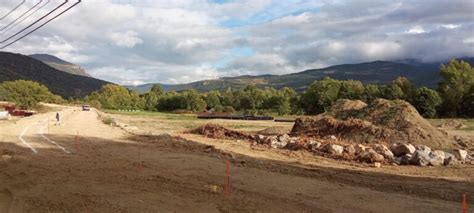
{"left": 0, "top": 107, "right": 473, "bottom": 212}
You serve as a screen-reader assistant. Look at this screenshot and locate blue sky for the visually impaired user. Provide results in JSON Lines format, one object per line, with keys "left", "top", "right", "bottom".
{"left": 1, "top": 0, "right": 473, "bottom": 85}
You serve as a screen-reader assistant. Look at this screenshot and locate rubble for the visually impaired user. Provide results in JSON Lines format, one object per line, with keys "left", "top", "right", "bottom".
{"left": 391, "top": 143, "right": 416, "bottom": 157}
{"left": 358, "top": 149, "right": 384, "bottom": 163}
{"left": 324, "top": 144, "right": 344, "bottom": 155}
{"left": 428, "top": 150, "right": 445, "bottom": 166}
{"left": 453, "top": 149, "right": 468, "bottom": 161}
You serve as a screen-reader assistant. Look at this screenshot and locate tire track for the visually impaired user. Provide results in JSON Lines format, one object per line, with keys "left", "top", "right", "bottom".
{"left": 38, "top": 119, "right": 70, "bottom": 154}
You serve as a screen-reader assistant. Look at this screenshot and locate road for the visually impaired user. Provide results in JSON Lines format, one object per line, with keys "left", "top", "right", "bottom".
{"left": 0, "top": 106, "right": 472, "bottom": 212}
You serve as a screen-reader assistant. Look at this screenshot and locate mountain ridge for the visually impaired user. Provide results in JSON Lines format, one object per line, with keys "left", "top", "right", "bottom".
{"left": 29, "top": 54, "right": 91, "bottom": 77}
{"left": 126, "top": 58, "right": 474, "bottom": 93}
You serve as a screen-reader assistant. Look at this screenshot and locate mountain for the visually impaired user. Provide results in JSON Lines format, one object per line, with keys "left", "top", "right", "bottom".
{"left": 29, "top": 54, "right": 91, "bottom": 77}
{"left": 127, "top": 58, "right": 474, "bottom": 93}
{"left": 0, "top": 52, "right": 110, "bottom": 98}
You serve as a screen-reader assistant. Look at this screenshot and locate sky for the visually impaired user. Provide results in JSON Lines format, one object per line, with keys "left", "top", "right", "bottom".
{"left": 0, "top": 0, "right": 473, "bottom": 85}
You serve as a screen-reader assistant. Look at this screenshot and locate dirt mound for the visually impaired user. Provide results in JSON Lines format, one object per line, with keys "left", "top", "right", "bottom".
{"left": 291, "top": 99, "right": 454, "bottom": 149}
{"left": 438, "top": 119, "right": 467, "bottom": 129}
{"left": 257, "top": 126, "right": 291, "bottom": 135}
{"left": 190, "top": 124, "right": 254, "bottom": 140}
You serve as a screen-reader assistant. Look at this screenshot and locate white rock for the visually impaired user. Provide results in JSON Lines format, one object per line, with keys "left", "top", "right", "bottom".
{"left": 453, "top": 149, "right": 468, "bottom": 161}
{"left": 355, "top": 144, "right": 366, "bottom": 154}
{"left": 444, "top": 152, "right": 458, "bottom": 166}
{"left": 373, "top": 162, "right": 381, "bottom": 168}
{"left": 429, "top": 150, "right": 445, "bottom": 166}
{"left": 324, "top": 144, "right": 344, "bottom": 155}
{"left": 391, "top": 143, "right": 416, "bottom": 157}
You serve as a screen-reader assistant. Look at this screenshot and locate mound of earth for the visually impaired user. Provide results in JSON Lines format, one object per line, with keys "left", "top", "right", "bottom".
{"left": 257, "top": 126, "right": 291, "bottom": 135}
{"left": 438, "top": 119, "right": 467, "bottom": 129}
{"left": 190, "top": 124, "right": 254, "bottom": 140}
{"left": 291, "top": 99, "right": 454, "bottom": 149}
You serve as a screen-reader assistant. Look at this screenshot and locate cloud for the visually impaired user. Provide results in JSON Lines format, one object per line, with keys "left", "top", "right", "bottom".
{"left": 108, "top": 31, "right": 143, "bottom": 48}
{"left": 0, "top": 0, "right": 473, "bottom": 85}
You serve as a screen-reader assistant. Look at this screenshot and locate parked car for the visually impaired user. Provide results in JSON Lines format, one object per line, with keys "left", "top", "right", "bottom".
{"left": 82, "top": 105, "right": 91, "bottom": 111}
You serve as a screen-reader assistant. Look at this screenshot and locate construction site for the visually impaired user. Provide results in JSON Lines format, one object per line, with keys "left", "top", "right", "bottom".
{"left": 0, "top": 99, "right": 473, "bottom": 212}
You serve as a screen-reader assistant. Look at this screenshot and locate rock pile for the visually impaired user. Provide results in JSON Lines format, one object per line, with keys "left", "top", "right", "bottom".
{"left": 253, "top": 134, "right": 471, "bottom": 167}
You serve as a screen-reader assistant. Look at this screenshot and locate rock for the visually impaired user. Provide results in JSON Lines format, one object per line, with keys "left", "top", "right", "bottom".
{"left": 395, "top": 154, "right": 413, "bottom": 165}
{"left": 358, "top": 150, "right": 384, "bottom": 163}
{"left": 416, "top": 145, "right": 432, "bottom": 155}
{"left": 329, "top": 135, "right": 337, "bottom": 140}
{"left": 270, "top": 139, "right": 287, "bottom": 149}
{"left": 429, "top": 150, "right": 445, "bottom": 166}
{"left": 355, "top": 144, "right": 366, "bottom": 154}
{"left": 391, "top": 143, "right": 416, "bottom": 157}
{"left": 411, "top": 150, "right": 430, "bottom": 166}
{"left": 443, "top": 152, "right": 458, "bottom": 166}
{"left": 374, "top": 144, "right": 394, "bottom": 161}
{"left": 256, "top": 135, "right": 265, "bottom": 143}
{"left": 278, "top": 134, "right": 291, "bottom": 143}
{"left": 373, "top": 162, "right": 381, "bottom": 168}
{"left": 324, "top": 144, "right": 344, "bottom": 155}
{"left": 344, "top": 144, "right": 356, "bottom": 155}
{"left": 308, "top": 140, "right": 322, "bottom": 150}
{"left": 453, "top": 149, "right": 468, "bottom": 161}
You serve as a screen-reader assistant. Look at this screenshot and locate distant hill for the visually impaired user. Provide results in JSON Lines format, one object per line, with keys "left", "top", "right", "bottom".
{"left": 0, "top": 52, "right": 110, "bottom": 98}
{"left": 29, "top": 54, "right": 91, "bottom": 77}
{"left": 127, "top": 58, "right": 474, "bottom": 93}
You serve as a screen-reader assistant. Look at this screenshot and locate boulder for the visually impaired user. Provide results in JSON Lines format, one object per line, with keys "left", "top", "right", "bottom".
{"left": 358, "top": 150, "right": 384, "bottom": 163}
{"left": 411, "top": 150, "right": 430, "bottom": 166}
{"left": 324, "top": 144, "right": 344, "bottom": 155}
{"left": 270, "top": 139, "right": 288, "bottom": 149}
{"left": 416, "top": 145, "right": 432, "bottom": 155}
{"left": 344, "top": 144, "right": 356, "bottom": 155}
{"left": 453, "top": 149, "right": 468, "bottom": 161}
{"left": 308, "top": 140, "right": 322, "bottom": 150}
{"left": 256, "top": 135, "right": 266, "bottom": 143}
{"left": 428, "top": 150, "right": 445, "bottom": 166}
{"left": 443, "top": 152, "right": 458, "bottom": 166}
{"left": 395, "top": 154, "right": 413, "bottom": 165}
{"left": 373, "top": 162, "right": 381, "bottom": 168}
{"left": 374, "top": 144, "right": 394, "bottom": 161}
{"left": 278, "top": 134, "right": 291, "bottom": 143}
{"left": 391, "top": 143, "right": 416, "bottom": 157}
{"left": 355, "top": 144, "right": 366, "bottom": 154}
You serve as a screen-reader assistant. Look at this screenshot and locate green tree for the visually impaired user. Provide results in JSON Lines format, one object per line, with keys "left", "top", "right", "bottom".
{"left": 392, "top": 76, "right": 414, "bottom": 100}
{"left": 205, "top": 90, "right": 222, "bottom": 109}
{"left": 363, "top": 84, "right": 382, "bottom": 102}
{"left": 150, "top": 84, "right": 164, "bottom": 96}
{"left": 301, "top": 77, "right": 341, "bottom": 114}
{"left": 412, "top": 87, "right": 442, "bottom": 118}
{"left": 143, "top": 92, "right": 159, "bottom": 111}
{"left": 438, "top": 59, "right": 474, "bottom": 117}
{"left": 339, "top": 80, "right": 364, "bottom": 100}
{"left": 383, "top": 84, "right": 404, "bottom": 100}
{"left": 0, "top": 80, "right": 63, "bottom": 109}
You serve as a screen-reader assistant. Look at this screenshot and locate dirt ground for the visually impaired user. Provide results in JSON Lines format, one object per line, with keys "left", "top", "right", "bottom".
{"left": 0, "top": 107, "right": 473, "bottom": 212}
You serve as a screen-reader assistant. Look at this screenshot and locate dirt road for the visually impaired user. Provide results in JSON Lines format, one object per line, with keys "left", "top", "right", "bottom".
{"left": 0, "top": 107, "right": 472, "bottom": 212}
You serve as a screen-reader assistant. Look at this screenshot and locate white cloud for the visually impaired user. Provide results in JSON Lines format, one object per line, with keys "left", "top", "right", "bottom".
{"left": 406, "top": 25, "right": 426, "bottom": 34}
{"left": 108, "top": 31, "right": 143, "bottom": 48}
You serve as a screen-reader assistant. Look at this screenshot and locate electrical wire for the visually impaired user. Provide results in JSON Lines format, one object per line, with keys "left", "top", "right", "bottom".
{"left": 1, "top": 0, "right": 82, "bottom": 49}
{"left": 0, "top": 0, "right": 44, "bottom": 32}
{"left": 1, "top": 0, "right": 51, "bottom": 35}
{"left": 0, "top": 0, "right": 68, "bottom": 44}
{"left": 0, "top": 0, "right": 26, "bottom": 21}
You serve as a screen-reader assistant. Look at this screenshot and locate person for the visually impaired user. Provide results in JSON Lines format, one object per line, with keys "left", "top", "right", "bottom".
{"left": 55, "top": 112, "right": 60, "bottom": 126}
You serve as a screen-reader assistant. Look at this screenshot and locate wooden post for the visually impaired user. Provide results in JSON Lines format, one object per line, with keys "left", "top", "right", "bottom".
{"left": 224, "top": 159, "right": 231, "bottom": 196}
{"left": 463, "top": 194, "right": 467, "bottom": 213}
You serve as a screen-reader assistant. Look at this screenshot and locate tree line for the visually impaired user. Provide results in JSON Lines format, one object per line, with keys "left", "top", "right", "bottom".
{"left": 1, "top": 59, "right": 473, "bottom": 118}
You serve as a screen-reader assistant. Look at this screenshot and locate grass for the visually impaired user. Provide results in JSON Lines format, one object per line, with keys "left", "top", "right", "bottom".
{"left": 105, "top": 110, "right": 197, "bottom": 121}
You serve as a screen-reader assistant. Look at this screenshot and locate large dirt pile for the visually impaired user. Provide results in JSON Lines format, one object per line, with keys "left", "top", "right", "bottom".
{"left": 190, "top": 124, "right": 255, "bottom": 140}
{"left": 291, "top": 99, "right": 454, "bottom": 149}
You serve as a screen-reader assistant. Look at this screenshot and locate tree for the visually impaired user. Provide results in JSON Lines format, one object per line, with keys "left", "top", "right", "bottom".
{"left": 383, "top": 84, "right": 404, "bottom": 100}
{"left": 339, "top": 80, "right": 364, "bottom": 100}
{"left": 438, "top": 59, "right": 474, "bottom": 117}
{"left": 412, "top": 87, "right": 442, "bottom": 118}
{"left": 301, "top": 77, "right": 341, "bottom": 114}
{"left": 363, "top": 84, "right": 382, "bottom": 102}
{"left": 392, "top": 76, "right": 414, "bottom": 101}
{"left": 0, "top": 80, "right": 63, "bottom": 109}
{"left": 205, "top": 90, "right": 222, "bottom": 109}
{"left": 150, "top": 84, "right": 164, "bottom": 96}
{"left": 143, "top": 92, "right": 159, "bottom": 111}
{"left": 87, "top": 84, "right": 143, "bottom": 110}
{"left": 461, "top": 86, "right": 474, "bottom": 117}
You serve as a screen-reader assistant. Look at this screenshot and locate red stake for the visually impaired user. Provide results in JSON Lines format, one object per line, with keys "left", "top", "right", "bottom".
{"left": 75, "top": 130, "right": 80, "bottom": 150}
{"left": 463, "top": 194, "right": 467, "bottom": 213}
{"left": 138, "top": 145, "right": 142, "bottom": 171}
{"left": 224, "top": 159, "right": 231, "bottom": 196}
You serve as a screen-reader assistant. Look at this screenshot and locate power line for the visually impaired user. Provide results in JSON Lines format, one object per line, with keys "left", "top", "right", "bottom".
{"left": 1, "top": 0, "right": 51, "bottom": 35}
{"left": 0, "top": 0, "right": 68, "bottom": 44}
{"left": 0, "top": 0, "right": 44, "bottom": 32}
{"left": 0, "top": 0, "right": 26, "bottom": 21}
{"left": 1, "top": 0, "right": 82, "bottom": 49}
